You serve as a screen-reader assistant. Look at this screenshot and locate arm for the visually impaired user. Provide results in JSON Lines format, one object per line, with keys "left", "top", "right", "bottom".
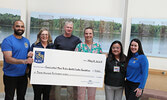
{"left": 105, "top": 57, "right": 109, "bottom": 73}
{"left": 53, "top": 38, "right": 58, "bottom": 49}
{"left": 3, "top": 51, "right": 33, "bottom": 64}
{"left": 120, "top": 62, "right": 126, "bottom": 76}
{"left": 27, "top": 43, "right": 35, "bottom": 58}
{"left": 98, "top": 44, "right": 102, "bottom": 54}
{"left": 138, "top": 55, "right": 149, "bottom": 89}
{"left": 75, "top": 43, "right": 81, "bottom": 52}
{"left": 135, "top": 55, "right": 149, "bottom": 97}
{"left": 77, "top": 38, "right": 82, "bottom": 44}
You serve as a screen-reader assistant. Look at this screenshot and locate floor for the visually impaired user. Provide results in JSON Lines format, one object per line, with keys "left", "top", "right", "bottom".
{"left": 0, "top": 87, "right": 126, "bottom": 100}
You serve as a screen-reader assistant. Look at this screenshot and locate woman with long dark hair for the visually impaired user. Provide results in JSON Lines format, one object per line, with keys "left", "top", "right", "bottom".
{"left": 125, "top": 38, "right": 149, "bottom": 100}
{"left": 104, "top": 40, "right": 126, "bottom": 100}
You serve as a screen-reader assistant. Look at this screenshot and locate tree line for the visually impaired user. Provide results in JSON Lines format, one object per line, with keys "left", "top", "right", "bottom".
{"left": 0, "top": 13, "right": 122, "bottom": 34}
{"left": 30, "top": 17, "right": 122, "bottom": 34}
{"left": 0, "top": 13, "right": 20, "bottom": 26}
{"left": 131, "top": 24, "right": 167, "bottom": 36}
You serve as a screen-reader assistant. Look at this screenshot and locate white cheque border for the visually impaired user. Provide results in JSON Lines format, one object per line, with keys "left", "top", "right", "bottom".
{"left": 30, "top": 48, "right": 106, "bottom": 88}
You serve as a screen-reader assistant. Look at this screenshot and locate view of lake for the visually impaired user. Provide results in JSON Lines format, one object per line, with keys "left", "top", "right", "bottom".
{"left": 1, "top": 26, "right": 167, "bottom": 57}
{"left": 0, "top": 26, "right": 120, "bottom": 53}
{"left": 130, "top": 33, "right": 167, "bottom": 57}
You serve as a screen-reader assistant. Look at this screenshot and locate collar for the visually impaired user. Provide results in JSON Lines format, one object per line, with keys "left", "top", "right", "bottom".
{"left": 132, "top": 52, "right": 139, "bottom": 57}
{"left": 63, "top": 34, "right": 72, "bottom": 38}
{"left": 36, "top": 42, "right": 43, "bottom": 46}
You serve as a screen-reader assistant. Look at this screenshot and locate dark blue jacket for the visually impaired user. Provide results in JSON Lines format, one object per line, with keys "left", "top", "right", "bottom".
{"left": 28, "top": 42, "right": 54, "bottom": 78}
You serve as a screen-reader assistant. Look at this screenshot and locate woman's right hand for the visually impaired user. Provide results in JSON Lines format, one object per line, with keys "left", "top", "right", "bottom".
{"left": 134, "top": 88, "right": 142, "bottom": 97}
{"left": 27, "top": 51, "right": 33, "bottom": 58}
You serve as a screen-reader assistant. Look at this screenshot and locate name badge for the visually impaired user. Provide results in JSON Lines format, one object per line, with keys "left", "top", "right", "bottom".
{"left": 113, "top": 66, "right": 120, "bottom": 72}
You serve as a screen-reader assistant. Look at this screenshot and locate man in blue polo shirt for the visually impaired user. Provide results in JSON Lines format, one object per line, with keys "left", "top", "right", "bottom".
{"left": 1, "top": 20, "right": 33, "bottom": 100}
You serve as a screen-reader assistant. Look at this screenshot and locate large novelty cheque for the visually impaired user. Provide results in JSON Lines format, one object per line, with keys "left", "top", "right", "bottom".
{"left": 30, "top": 48, "right": 106, "bottom": 87}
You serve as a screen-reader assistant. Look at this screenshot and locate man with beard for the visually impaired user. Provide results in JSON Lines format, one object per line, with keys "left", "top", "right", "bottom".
{"left": 1, "top": 20, "right": 33, "bottom": 100}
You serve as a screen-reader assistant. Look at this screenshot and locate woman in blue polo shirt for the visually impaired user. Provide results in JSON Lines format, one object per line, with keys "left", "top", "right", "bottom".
{"left": 125, "top": 38, "right": 149, "bottom": 100}
{"left": 28, "top": 28, "right": 53, "bottom": 100}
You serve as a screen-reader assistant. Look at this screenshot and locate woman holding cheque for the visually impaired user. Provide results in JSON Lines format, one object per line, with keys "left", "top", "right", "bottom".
{"left": 28, "top": 28, "right": 53, "bottom": 100}
{"left": 104, "top": 40, "right": 126, "bottom": 100}
{"left": 75, "top": 27, "right": 102, "bottom": 100}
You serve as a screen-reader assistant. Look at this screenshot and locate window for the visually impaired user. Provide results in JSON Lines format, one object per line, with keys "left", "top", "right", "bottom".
{"left": 0, "top": 8, "right": 21, "bottom": 44}
{"left": 131, "top": 18, "right": 167, "bottom": 57}
{"left": 30, "top": 12, "right": 122, "bottom": 52}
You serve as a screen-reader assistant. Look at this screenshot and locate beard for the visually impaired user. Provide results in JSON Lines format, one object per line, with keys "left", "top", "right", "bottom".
{"left": 14, "top": 29, "right": 24, "bottom": 36}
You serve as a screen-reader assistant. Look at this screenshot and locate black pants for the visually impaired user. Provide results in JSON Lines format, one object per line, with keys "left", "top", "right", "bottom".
{"left": 32, "top": 84, "right": 51, "bottom": 100}
{"left": 125, "top": 80, "right": 140, "bottom": 100}
{"left": 3, "top": 74, "right": 28, "bottom": 100}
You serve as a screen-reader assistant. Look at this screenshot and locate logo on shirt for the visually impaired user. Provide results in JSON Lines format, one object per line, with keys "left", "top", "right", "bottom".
{"left": 34, "top": 51, "right": 45, "bottom": 63}
{"left": 133, "top": 58, "right": 138, "bottom": 63}
{"left": 24, "top": 42, "right": 28, "bottom": 48}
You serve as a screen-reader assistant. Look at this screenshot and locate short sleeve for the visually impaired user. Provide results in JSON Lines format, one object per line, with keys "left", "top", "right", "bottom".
{"left": 30, "top": 43, "right": 35, "bottom": 51}
{"left": 98, "top": 44, "right": 102, "bottom": 54}
{"left": 1, "top": 38, "right": 12, "bottom": 52}
{"left": 75, "top": 43, "right": 81, "bottom": 52}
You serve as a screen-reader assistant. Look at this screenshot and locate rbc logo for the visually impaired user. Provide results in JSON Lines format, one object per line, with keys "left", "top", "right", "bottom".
{"left": 34, "top": 51, "right": 45, "bottom": 63}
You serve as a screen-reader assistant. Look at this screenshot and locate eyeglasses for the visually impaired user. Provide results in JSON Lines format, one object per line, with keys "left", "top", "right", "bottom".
{"left": 41, "top": 34, "right": 48, "bottom": 36}
{"left": 112, "top": 47, "right": 120, "bottom": 49}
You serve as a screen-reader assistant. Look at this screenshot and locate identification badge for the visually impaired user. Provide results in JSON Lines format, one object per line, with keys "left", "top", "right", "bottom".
{"left": 113, "top": 66, "right": 120, "bottom": 72}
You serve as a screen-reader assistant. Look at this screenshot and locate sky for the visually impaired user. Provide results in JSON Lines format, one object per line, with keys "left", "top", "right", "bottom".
{"left": 1, "top": 7, "right": 167, "bottom": 25}
{"left": 0, "top": 8, "right": 20, "bottom": 15}
{"left": 31, "top": 11, "right": 122, "bottom": 24}
{"left": 132, "top": 18, "right": 167, "bottom": 25}
{"left": 0, "top": 7, "right": 122, "bottom": 24}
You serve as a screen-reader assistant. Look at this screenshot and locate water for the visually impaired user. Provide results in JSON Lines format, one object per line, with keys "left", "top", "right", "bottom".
{"left": 1, "top": 26, "right": 167, "bottom": 57}
{"left": 26, "top": 27, "right": 120, "bottom": 53}
{"left": 130, "top": 33, "right": 167, "bottom": 57}
{"left": 0, "top": 26, "right": 13, "bottom": 43}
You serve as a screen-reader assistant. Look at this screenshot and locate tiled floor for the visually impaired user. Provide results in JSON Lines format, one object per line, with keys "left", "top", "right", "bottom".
{"left": 0, "top": 87, "right": 126, "bottom": 100}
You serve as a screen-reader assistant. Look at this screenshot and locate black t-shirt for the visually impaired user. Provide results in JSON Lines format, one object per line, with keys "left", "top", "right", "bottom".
{"left": 54, "top": 34, "right": 81, "bottom": 51}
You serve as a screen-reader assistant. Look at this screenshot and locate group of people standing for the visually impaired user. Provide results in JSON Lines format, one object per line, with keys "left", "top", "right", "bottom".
{"left": 1, "top": 19, "right": 148, "bottom": 100}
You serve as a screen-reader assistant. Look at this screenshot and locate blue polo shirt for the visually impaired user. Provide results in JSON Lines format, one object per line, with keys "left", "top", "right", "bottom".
{"left": 126, "top": 53, "right": 149, "bottom": 89}
{"left": 1, "top": 35, "right": 30, "bottom": 77}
